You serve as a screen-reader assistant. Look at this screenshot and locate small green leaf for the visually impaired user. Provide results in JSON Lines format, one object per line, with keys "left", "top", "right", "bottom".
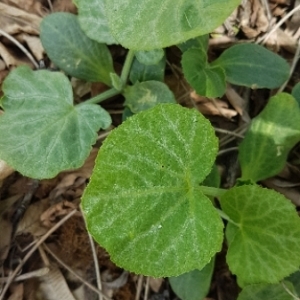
{"left": 286, "top": 270, "right": 300, "bottom": 296}
{"left": 123, "top": 81, "right": 176, "bottom": 113}
{"left": 182, "top": 48, "right": 226, "bottom": 98}
{"left": 239, "top": 93, "right": 300, "bottom": 182}
{"left": 129, "top": 56, "right": 166, "bottom": 84}
{"left": 135, "top": 49, "right": 165, "bottom": 65}
{"left": 0, "top": 66, "right": 111, "bottom": 179}
{"left": 237, "top": 282, "right": 295, "bottom": 300}
{"left": 169, "top": 258, "right": 215, "bottom": 300}
{"left": 220, "top": 185, "right": 300, "bottom": 286}
{"left": 110, "top": 73, "right": 124, "bottom": 91}
{"left": 177, "top": 34, "right": 209, "bottom": 53}
{"left": 104, "top": 0, "right": 240, "bottom": 50}
{"left": 213, "top": 44, "right": 289, "bottom": 89}
{"left": 75, "top": 0, "right": 117, "bottom": 45}
{"left": 81, "top": 104, "right": 223, "bottom": 277}
{"left": 40, "top": 12, "right": 114, "bottom": 85}
{"left": 292, "top": 83, "right": 300, "bottom": 107}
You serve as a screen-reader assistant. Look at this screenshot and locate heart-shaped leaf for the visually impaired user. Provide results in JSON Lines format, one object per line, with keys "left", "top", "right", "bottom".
{"left": 104, "top": 0, "right": 240, "bottom": 50}
{"left": 239, "top": 93, "right": 300, "bottom": 182}
{"left": 0, "top": 66, "right": 111, "bottom": 179}
{"left": 220, "top": 185, "right": 300, "bottom": 286}
{"left": 124, "top": 81, "right": 176, "bottom": 113}
{"left": 182, "top": 48, "right": 226, "bottom": 98}
{"left": 213, "top": 44, "right": 289, "bottom": 89}
{"left": 40, "top": 12, "right": 114, "bottom": 85}
{"left": 81, "top": 104, "right": 223, "bottom": 277}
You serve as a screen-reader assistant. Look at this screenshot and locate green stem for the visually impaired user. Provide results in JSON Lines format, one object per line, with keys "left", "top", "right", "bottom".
{"left": 120, "top": 49, "right": 135, "bottom": 83}
{"left": 84, "top": 88, "right": 120, "bottom": 105}
{"left": 83, "top": 50, "right": 135, "bottom": 105}
{"left": 198, "top": 185, "right": 227, "bottom": 198}
{"left": 216, "top": 208, "right": 240, "bottom": 227}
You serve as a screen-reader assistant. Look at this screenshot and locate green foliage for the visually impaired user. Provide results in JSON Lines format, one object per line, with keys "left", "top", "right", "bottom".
{"left": 213, "top": 44, "right": 290, "bottom": 89}
{"left": 123, "top": 81, "right": 176, "bottom": 113}
{"left": 40, "top": 12, "right": 114, "bottom": 85}
{"left": 220, "top": 185, "right": 300, "bottom": 286}
{"left": 292, "top": 83, "right": 300, "bottom": 106}
{"left": 81, "top": 104, "right": 223, "bottom": 277}
{"left": 239, "top": 93, "right": 300, "bottom": 182}
{"left": 182, "top": 48, "right": 226, "bottom": 97}
{"left": 0, "top": 66, "right": 111, "bottom": 179}
{"left": 1, "top": 2, "right": 300, "bottom": 298}
{"left": 74, "top": 0, "right": 117, "bottom": 45}
{"left": 169, "top": 259, "right": 215, "bottom": 300}
{"left": 237, "top": 282, "right": 295, "bottom": 300}
{"left": 103, "top": 0, "right": 240, "bottom": 50}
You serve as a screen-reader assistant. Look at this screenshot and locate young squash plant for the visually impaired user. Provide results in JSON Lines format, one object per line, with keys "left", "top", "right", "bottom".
{"left": 1, "top": 0, "right": 300, "bottom": 299}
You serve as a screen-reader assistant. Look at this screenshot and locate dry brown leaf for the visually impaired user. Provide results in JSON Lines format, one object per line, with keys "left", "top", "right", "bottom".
{"left": 0, "top": 218, "right": 13, "bottom": 266}
{"left": 191, "top": 91, "right": 237, "bottom": 119}
{"left": 40, "top": 201, "right": 78, "bottom": 228}
{"left": 0, "top": 159, "right": 14, "bottom": 181}
{"left": 1, "top": 0, "right": 44, "bottom": 16}
{"left": 239, "top": 0, "right": 270, "bottom": 38}
{"left": 38, "top": 266, "right": 76, "bottom": 300}
{"left": 7, "top": 283, "right": 24, "bottom": 300}
{"left": 16, "top": 198, "right": 49, "bottom": 236}
{"left": 0, "top": 3, "right": 41, "bottom": 35}
{"left": 149, "top": 277, "right": 163, "bottom": 293}
{"left": 15, "top": 33, "right": 44, "bottom": 61}
{"left": 52, "top": 0, "right": 77, "bottom": 13}
{"left": 226, "top": 84, "right": 250, "bottom": 122}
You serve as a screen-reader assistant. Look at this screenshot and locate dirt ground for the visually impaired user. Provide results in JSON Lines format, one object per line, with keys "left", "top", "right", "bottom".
{"left": 0, "top": 0, "right": 300, "bottom": 299}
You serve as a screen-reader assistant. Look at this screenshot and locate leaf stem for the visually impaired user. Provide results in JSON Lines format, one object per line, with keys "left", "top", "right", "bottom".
{"left": 215, "top": 208, "right": 240, "bottom": 227}
{"left": 83, "top": 50, "right": 135, "bottom": 105}
{"left": 84, "top": 88, "right": 120, "bottom": 105}
{"left": 120, "top": 49, "right": 135, "bottom": 83}
{"left": 199, "top": 185, "right": 227, "bottom": 198}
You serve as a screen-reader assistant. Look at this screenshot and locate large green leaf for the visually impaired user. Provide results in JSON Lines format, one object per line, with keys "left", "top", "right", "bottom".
{"left": 182, "top": 48, "right": 226, "bottom": 98}
{"left": 135, "top": 49, "right": 165, "bottom": 65}
{"left": 220, "top": 185, "right": 300, "bottom": 286}
{"left": 0, "top": 66, "right": 111, "bottom": 179}
{"left": 75, "top": 0, "right": 117, "bottom": 45}
{"left": 81, "top": 104, "right": 223, "bottom": 277}
{"left": 237, "top": 282, "right": 295, "bottom": 300}
{"left": 104, "top": 0, "right": 240, "bottom": 50}
{"left": 292, "top": 83, "right": 300, "bottom": 106}
{"left": 177, "top": 34, "right": 209, "bottom": 53}
{"left": 40, "top": 12, "right": 114, "bottom": 85}
{"left": 123, "top": 81, "right": 176, "bottom": 113}
{"left": 169, "top": 259, "right": 215, "bottom": 300}
{"left": 213, "top": 44, "right": 289, "bottom": 89}
{"left": 239, "top": 93, "right": 300, "bottom": 182}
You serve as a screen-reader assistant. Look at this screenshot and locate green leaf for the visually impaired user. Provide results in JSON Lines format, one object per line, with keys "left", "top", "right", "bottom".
{"left": 239, "top": 93, "right": 300, "bottom": 182}
{"left": 135, "top": 49, "right": 165, "bottom": 65}
{"left": 169, "top": 258, "right": 215, "bottom": 300}
{"left": 177, "top": 34, "right": 209, "bottom": 53}
{"left": 0, "top": 66, "right": 111, "bottom": 179}
{"left": 40, "top": 12, "right": 114, "bottom": 85}
{"left": 182, "top": 48, "right": 226, "bottom": 98}
{"left": 292, "top": 83, "right": 300, "bottom": 107}
{"left": 237, "top": 282, "right": 295, "bottom": 300}
{"left": 286, "top": 270, "right": 300, "bottom": 297}
{"left": 220, "top": 185, "right": 300, "bottom": 286}
{"left": 75, "top": 0, "right": 117, "bottom": 45}
{"left": 104, "top": 0, "right": 240, "bottom": 50}
{"left": 213, "top": 44, "right": 289, "bottom": 89}
{"left": 123, "top": 81, "right": 176, "bottom": 113}
{"left": 81, "top": 104, "right": 223, "bottom": 277}
{"left": 110, "top": 73, "right": 124, "bottom": 91}
{"left": 129, "top": 56, "right": 166, "bottom": 84}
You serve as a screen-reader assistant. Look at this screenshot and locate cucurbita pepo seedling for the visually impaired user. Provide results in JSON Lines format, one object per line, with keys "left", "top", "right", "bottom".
{"left": 1, "top": 1, "right": 300, "bottom": 299}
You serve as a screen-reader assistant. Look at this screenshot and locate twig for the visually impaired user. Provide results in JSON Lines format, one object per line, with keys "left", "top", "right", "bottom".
{"left": 257, "top": 3, "right": 300, "bottom": 45}
{"left": 218, "top": 147, "right": 239, "bottom": 156}
{"left": 0, "top": 209, "right": 77, "bottom": 300}
{"left": 277, "top": 39, "right": 300, "bottom": 93}
{"left": 143, "top": 277, "right": 150, "bottom": 300}
{"left": 0, "top": 29, "right": 39, "bottom": 69}
{"left": 43, "top": 243, "right": 111, "bottom": 300}
{"left": 135, "top": 275, "right": 143, "bottom": 300}
{"left": 0, "top": 267, "right": 49, "bottom": 283}
{"left": 88, "top": 232, "right": 103, "bottom": 300}
{"left": 214, "top": 127, "right": 244, "bottom": 139}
